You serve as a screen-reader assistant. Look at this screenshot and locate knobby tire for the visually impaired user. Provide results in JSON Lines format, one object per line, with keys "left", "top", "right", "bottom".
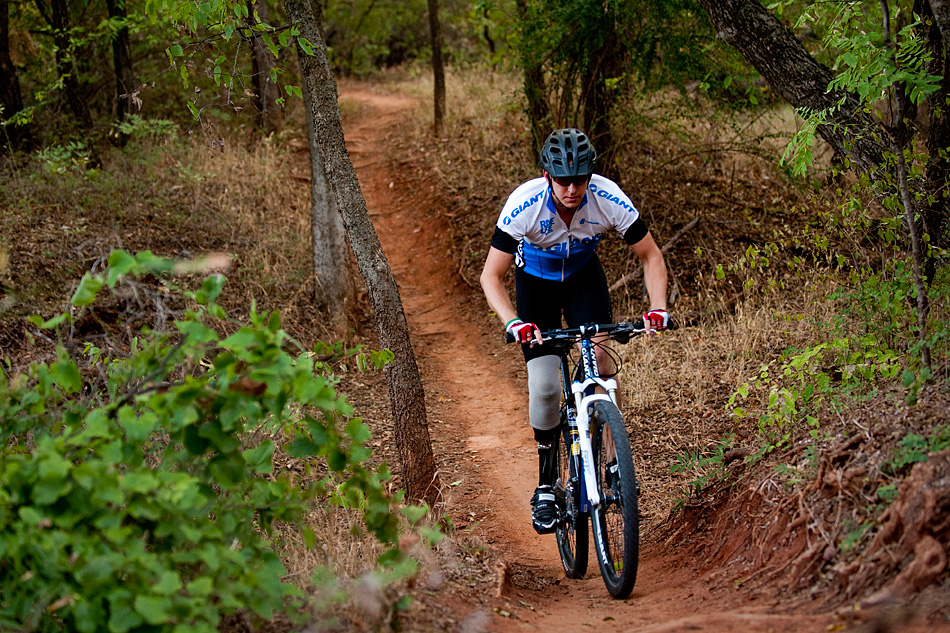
{"left": 555, "top": 412, "right": 588, "bottom": 578}
{"left": 589, "top": 400, "right": 639, "bottom": 599}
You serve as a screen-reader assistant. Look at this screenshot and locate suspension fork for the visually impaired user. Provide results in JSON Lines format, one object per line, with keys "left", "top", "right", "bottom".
{"left": 572, "top": 330, "right": 620, "bottom": 511}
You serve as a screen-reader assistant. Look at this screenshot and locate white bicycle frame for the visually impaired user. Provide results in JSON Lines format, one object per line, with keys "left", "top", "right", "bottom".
{"left": 569, "top": 326, "right": 620, "bottom": 512}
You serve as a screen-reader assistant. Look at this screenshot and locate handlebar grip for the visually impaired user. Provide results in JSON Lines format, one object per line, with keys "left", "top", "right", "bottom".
{"left": 505, "top": 332, "right": 515, "bottom": 344}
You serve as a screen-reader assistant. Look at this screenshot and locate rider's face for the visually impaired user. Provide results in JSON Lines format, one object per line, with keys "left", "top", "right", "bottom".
{"left": 545, "top": 171, "right": 589, "bottom": 209}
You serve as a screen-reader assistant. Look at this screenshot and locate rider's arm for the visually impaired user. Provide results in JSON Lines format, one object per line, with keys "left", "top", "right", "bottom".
{"left": 630, "top": 231, "right": 668, "bottom": 312}
{"left": 480, "top": 246, "right": 519, "bottom": 326}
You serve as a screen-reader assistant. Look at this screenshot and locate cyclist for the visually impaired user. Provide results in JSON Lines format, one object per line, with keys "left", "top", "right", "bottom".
{"left": 479, "top": 128, "right": 669, "bottom": 534}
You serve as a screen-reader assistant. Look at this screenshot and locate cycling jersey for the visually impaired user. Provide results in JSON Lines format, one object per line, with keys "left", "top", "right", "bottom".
{"left": 492, "top": 175, "right": 647, "bottom": 281}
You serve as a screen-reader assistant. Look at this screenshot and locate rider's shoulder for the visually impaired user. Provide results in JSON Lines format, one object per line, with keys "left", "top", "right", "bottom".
{"left": 587, "top": 175, "right": 636, "bottom": 212}
{"left": 501, "top": 178, "right": 549, "bottom": 215}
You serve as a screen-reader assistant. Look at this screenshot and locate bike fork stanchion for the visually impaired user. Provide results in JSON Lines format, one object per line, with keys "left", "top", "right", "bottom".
{"left": 574, "top": 392, "right": 612, "bottom": 510}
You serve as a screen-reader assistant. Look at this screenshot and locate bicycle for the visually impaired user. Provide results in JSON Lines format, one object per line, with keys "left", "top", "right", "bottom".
{"left": 508, "top": 320, "right": 647, "bottom": 599}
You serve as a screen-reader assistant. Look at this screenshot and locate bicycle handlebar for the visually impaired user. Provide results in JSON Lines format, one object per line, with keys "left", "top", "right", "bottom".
{"left": 505, "top": 320, "right": 648, "bottom": 346}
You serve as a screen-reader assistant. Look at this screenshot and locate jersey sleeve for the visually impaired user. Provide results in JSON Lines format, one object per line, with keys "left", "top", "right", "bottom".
{"left": 490, "top": 226, "right": 519, "bottom": 254}
{"left": 622, "top": 218, "right": 649, "bottom": 245}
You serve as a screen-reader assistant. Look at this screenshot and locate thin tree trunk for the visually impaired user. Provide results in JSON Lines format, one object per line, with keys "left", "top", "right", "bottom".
{"left": 883, "top": 1, "right": 932, "bottom": 372}
{"left": 918, "top": 0, "right": 950, "bottom": 250}
{"left": 284, "top": 0, "right": 440, "bottom": 506}
{"left": 0, "top": 0, "right": 30, "bottom": 148}
{"left": 47, "top": 0, "right": 93, "bottom": 131}
{"left": 248, "top": 0, "right": 280, "bottom": 134}
{"left": 426, "top": 0, "right": 445, "bottom": 136}
{"left": 515, "top": 0, "right": 549, "bottom": 161}
{"left": 581, "top": 8, "right": 623, "bottom": 179}
{"left": 300, "top": 0, "right": 352, "bottom": 331}
{"left": 106, "top": 0, "right": 134, "bottom": 147}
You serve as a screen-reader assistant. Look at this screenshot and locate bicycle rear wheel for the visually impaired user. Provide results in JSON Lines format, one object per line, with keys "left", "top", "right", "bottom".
{"left": 589, "top": 400, "right": 639, "bottom": 598}
{"left": 555, "top": 414, "right": 588, "bottom": 578}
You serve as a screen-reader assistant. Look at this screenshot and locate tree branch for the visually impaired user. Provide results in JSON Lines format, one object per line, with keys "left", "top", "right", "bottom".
{"left": 609, "top": 216, "right": 700, "bottom": 293}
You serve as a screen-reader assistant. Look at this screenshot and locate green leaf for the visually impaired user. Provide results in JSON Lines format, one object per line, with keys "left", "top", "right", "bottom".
{"left": 134, "top": 595, "right": 173, "bottom": 625}
{"left": 68, "top": 409, "right": 114, "bottom": 446}
{"left": 243, "top": 440, "right": 275, "bottom": 474}
{"left": 297, "top": 36, "right": 314, "bottom": 56}
{"left": 51, "top": 358, "right": 83, "bottom": 393}
{"left": 119, "top": 470, "right": 159, "bottom": 494}
{"left": 200, "top": 274, "right": 225, "bottom": 304}
{"left": 107, "top": 603, "right": 143, "bottom": 633}
{"left": 154, "top": 571, "right": 183, "bottom": 595}
{"left": 287, "top": 436, "right": 319, "bottom": 458}
{"left": 186, "top": 577, "right": 214, "bottom": 596}
{"left": 29, "top": 312, "right": 68, "bottom": 329}
{"left": 176, "top": 320, "right": 218, "bottom": 344}
{"left": 187, "top": 101, "right": 199, "bottom": 119}
{"left": 400, "top": 504, "right": 428, "bottom": 525}
{"left": 221, "top": 328, "right": 257, "bottom": 352}
{"left": 207, "top": 303, "right": 227, "bottom": 320}
{"left": 345, "top": 418, "right": 372, "bottom": 443}
{"left": 106, "top": 250, "right": 138, "bottom": 286}
{"left": 71, "top": 273, "right": 104, "bottom": 306}
{"left": 902, "top": 369, "right": 915, "bottom": 387}
{"left": 302, "top": 527, "right": 317, "bottom": 549}
{"left": 117, "top": 407, "right": 158, "bottom": 442}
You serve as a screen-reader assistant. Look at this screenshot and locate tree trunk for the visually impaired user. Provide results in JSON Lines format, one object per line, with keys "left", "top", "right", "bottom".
{"left": 248, "top": 0, "right": 281, "bottom": 135}
{"left": 46, "top": 0, "right": 93, "bottom": 131}
{"left": 105, "top": 0, "right": 135, "bottom": 147}
{"left": 284, "top": 0, "right": 440, "bottom": 506}
{"left": 581, "top": 8, "right": 623, "bottom": 179}
{"left": 300, "top": 0, "right": 352, "bottom": 331}
{"left": 885, "top": 2, "right": 932, "bottom": 372}
{"left": 426, "top": 0, "right": 445, "bottom": 136}
{"left": 695, "top": 0, "right": 949, "bottom": 249}
{"left": 696, "top": 0, "right": 890, "bottom": 175}
{"left": 918, "top": 0, "right": 950, "bottom": 249}
{"left": 515, "top": 0, "right": 549, "bottom": 162}
{"left": 0, "top": 0, "right": 30, "bottom": 148}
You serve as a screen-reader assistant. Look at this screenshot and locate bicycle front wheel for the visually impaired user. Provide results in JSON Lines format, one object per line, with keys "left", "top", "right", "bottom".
{"left": 555, "top": 417, "right": 588, "bottom": 578}
{"left": 589, "top": 400, "right": 639, "bottom": 599}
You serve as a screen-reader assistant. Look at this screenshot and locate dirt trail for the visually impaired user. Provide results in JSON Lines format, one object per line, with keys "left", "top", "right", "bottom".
{"left": 339, "top": 86, "right": 837, "bottom": 632}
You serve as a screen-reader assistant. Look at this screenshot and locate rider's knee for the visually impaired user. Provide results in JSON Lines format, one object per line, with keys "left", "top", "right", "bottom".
{"left": 527, "top": 355, "right": 560, "bottom": 430}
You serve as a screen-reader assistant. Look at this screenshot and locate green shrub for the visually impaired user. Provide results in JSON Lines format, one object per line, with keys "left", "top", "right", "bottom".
{"left": 883, "top": 426, "right": 950, "bottom": 475}
{"left": 0, "top": 250, "right": 408, "bottom": 633}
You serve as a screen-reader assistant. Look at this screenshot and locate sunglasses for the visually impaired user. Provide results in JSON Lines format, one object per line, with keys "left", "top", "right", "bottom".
{"left": 550, "top": 174, "right": 591, "bottom": 187}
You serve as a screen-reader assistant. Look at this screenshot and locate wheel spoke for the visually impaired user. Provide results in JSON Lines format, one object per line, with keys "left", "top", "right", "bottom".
{"left": 556, "top": 416, "right": 588, "bottom": 579}
{"left": 589, "top": 401, "right": 639, "bottom": 599}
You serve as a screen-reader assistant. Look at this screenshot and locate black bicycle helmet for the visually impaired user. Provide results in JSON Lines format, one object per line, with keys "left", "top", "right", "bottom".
{"left": 540, "top": 128, "right": 597, "bottom": 178}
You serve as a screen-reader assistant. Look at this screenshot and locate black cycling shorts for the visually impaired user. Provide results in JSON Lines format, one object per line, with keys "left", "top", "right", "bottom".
{"left": 515, "top": 253, "right": 612, "bottom": 362}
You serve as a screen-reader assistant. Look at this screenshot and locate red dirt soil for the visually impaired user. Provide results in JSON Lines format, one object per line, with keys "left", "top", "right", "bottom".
{"left": 338, "top": 86, "right": 949, "bottom": 633}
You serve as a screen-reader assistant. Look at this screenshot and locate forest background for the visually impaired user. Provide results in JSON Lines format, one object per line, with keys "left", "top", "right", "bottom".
{"left": 1, "top": 0, "right": 949, "bottom": 631}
